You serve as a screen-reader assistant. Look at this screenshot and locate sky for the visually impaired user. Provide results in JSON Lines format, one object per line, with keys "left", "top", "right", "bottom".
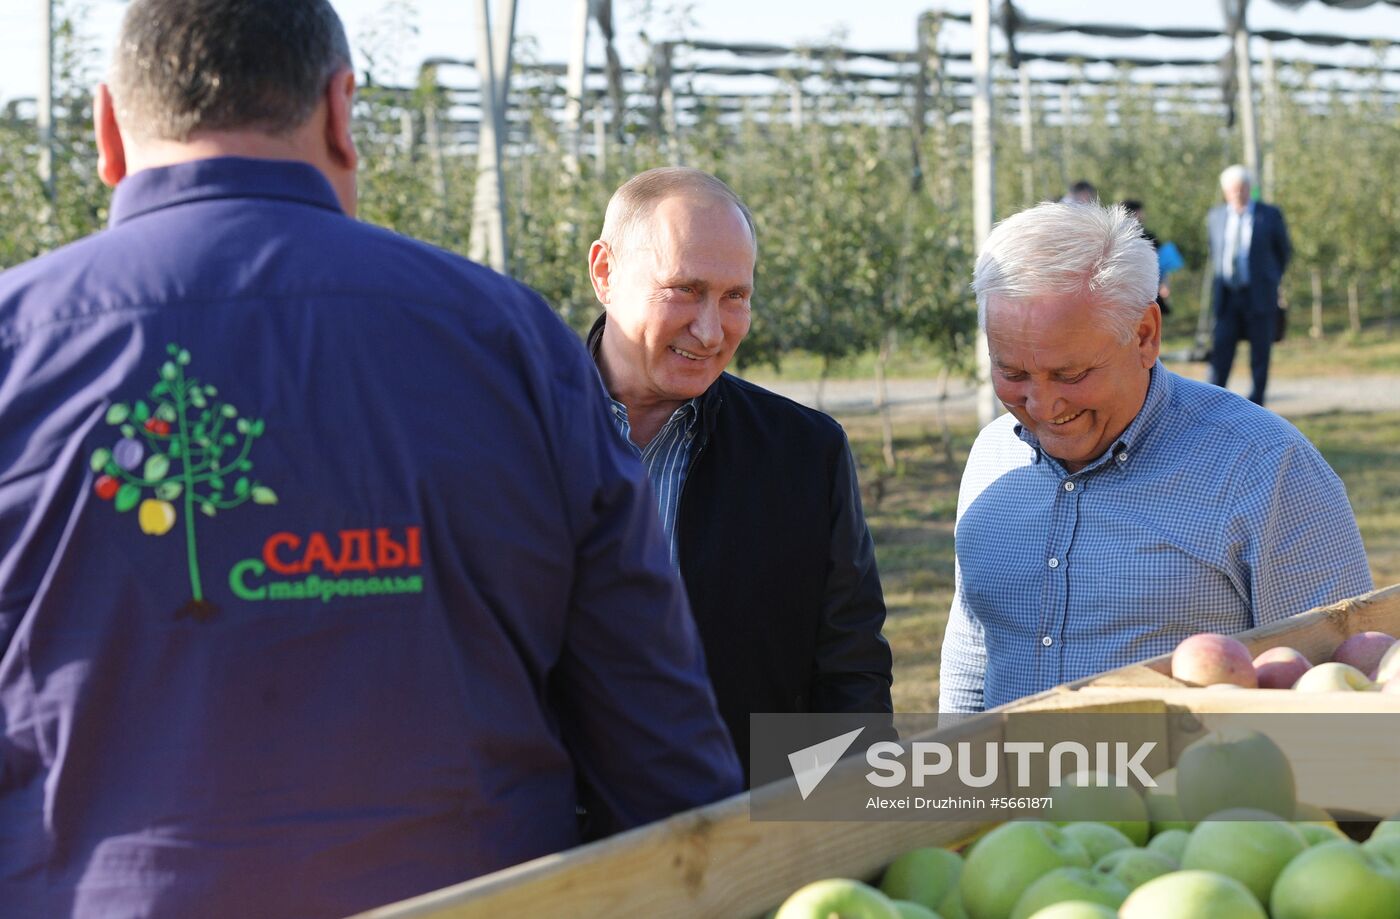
{"left": 1, "top": 0, "right": 1397, "bottom": 107}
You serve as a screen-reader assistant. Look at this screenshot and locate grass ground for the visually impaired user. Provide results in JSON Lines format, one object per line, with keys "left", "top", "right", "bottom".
{"left": 843, "top": 409, "right": 1400, "bottom": 713}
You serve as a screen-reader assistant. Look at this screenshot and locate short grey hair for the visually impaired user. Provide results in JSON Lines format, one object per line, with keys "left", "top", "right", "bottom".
{"left": 1220, "top": 164, "right": 1253, "bottom": 189}
{"left": 110, "top": 0, "right": 352, "bottom": 142}
{"left": 973, "top": 202, "right": 1158, "bottom": 344}
{"left": 600, "top": 167, "right": 757, "bottom": 260}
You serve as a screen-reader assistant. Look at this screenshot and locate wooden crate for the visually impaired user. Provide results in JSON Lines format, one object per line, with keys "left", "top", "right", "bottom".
{"left": 352, "top": 584, "right": 1400, "bottom": 919}
{"left": 1002, "top": 582, "right": 1400, "bottom": 710}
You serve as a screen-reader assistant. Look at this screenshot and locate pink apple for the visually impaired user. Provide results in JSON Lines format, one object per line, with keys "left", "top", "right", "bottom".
{"left": 1171, "top": 633, "right": 1257, "bottom": 688}
{"left": 1331, "top": 632, "right": 1398, "bottom": 680}
{"left": 1291, "top": 661, "right": 1374, "bottom": 692}
{"left": 1253, "top": 647, "right": 1312, "bottom": 690}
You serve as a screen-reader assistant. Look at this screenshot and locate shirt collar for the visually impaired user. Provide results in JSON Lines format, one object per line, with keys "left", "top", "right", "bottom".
{"left": 1014, "top": 361, "right": 1172, "bottom": 475}
{"left": 108, "top": 157, "right": 344, "bottom": 228}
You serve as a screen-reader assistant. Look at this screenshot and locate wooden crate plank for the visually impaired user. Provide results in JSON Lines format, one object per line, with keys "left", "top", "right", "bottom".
{"left": 353, "top": 716, "right": 1005, "bottom": 919}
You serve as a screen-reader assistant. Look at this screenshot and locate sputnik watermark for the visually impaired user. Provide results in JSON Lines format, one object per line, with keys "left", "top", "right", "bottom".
{"left": 789, "top": 735, "right": 1157, "bottom": 798}
{"left": 864, "top": 740, "right": 1158, "bottom": 789}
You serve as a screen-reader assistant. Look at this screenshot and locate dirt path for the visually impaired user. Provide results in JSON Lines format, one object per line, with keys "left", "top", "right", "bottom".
{"left": 751, "top": 362, "right": 1400, "bottom": 422}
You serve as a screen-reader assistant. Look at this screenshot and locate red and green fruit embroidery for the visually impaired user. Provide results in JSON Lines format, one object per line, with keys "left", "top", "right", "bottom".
{"left": 90, "top": 343, "right": 278, "bottom": 620}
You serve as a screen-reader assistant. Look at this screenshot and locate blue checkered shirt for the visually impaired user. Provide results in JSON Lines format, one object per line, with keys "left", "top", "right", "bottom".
{"left": 939, "top": 363, "right": 1373, "bottom": 713}
{"left": 608, "top": 399, "right": 698, "bottom": 567}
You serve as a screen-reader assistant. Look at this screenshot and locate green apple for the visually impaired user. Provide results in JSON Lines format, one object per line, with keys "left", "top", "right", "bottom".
{"left": 881, "top": 847, "right": 962, "bottom": 914}
{"left": 1376, "top": 641, "right": 1400, "bottom": 684}
{"left": 891, "top": 901, "right": 942, "bottom": 919}
{"left": 958, "top": 821, "right": 1091, "bottom": 919}
{"left": 1298, "top": 822, "right": 1347, "bottom": 846}
{"left": 1363, "top": 834, "right": 1400, "bottom": 871}
{"left": 1175, "top": 729, "right": 1295, "bottom": 822}
{"left": 1093, "top": 847, "right": 1178, "bottom": 889}
{"left": 1372, "top": 817, "right": 1400, "bottom": 842}
{"left": 1180, "top": 809, "right": 1306, "bottom": 903}
{"left": 1291, "top": 660, "right": 1374, "bottom": 691}
{"left": 1024, "top": 905, "right": 1117, "bottom": 919}
{"left": 1009, "top": 867, "right": 1128, "bottom": 919}
{"left": 1051, "top": 771, "right": 1150, "bottom": 845}
{"left": 1060, "top": 823, "right": 1134, "bottom": 864}
{"left": 1119, "top": 870, "right": 1268, "bottom": 918}
{"left": 775, "top": 878, "right": 902, "bottom": 919}
{"left": 1144, "top": 768, "right": 1195, "bottom": 835}
{"left": 1146, "top": 829, "right": 1189, "bottom": 864}
{"left": 1270, "top": 840, "right": 1400, "bottom": 919}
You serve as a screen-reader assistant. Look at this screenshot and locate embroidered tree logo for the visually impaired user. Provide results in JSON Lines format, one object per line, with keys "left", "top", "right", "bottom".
{"left": 89, "top": 343, "right": 277, "bottom": 620}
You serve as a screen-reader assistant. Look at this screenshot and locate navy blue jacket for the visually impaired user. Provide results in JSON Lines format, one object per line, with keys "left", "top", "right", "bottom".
{"left": 1208, "top": 201, "right": 1293, "bottom": 315}
{"left": 0, "top": 158, "right": 741, "bottom": 918}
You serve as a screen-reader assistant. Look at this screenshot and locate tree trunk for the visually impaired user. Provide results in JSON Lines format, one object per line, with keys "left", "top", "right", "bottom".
{"left": 875, "top": 329, "right": 897, "bottom": 471}
{"left": 1348, "top": 279, "right": 1362, "bottom": 336}
{"left": 1310, "top": 268, "right": 1324, "bottom": 339}
{"left": 935, "top": 365, "right": 955, "bottom": 466}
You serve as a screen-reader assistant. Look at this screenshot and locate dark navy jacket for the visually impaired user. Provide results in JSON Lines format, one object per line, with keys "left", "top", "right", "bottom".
{"left": 0, "top": 158, "right": 741, "bottom": 918}
{"left": 1208, "top": 201, "right": 1292, "bottom": 316}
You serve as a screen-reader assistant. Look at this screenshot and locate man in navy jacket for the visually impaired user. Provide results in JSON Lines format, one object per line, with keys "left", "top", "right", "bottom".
{"left": 0, "top": 2, "right": 741, "bottom": 917}
{"left": 585, "top": 168, "right": 894, "bottom": 781}
{"left": 1207, "top": 164, "right": 1293, "bottom": 405}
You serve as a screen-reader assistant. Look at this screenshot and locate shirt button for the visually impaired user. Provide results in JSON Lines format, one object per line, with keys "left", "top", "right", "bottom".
{"left": 1042, "top": 636, "right": 1054, "bottom": 647}
{"left": 1116, "top": 452, "right": 1128, "bottom": 463}
{"left": 1063, "top": 481, "right": 1075, "bottom": 491}
{"left": 1048, "top": 557, "right": 1060, "bottom": 569}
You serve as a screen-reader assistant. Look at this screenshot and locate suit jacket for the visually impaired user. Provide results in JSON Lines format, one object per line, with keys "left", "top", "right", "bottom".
{"left": 1208, "top": 201, "right": 1292, "bottom": 315}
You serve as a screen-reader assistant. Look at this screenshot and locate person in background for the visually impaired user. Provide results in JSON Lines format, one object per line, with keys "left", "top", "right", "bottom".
{"left": 1206, "top": 164, "right": 1293, "bottom": 405}
{"left": 585, "top": 167, "right": 894, "bottom": 780}
{"left": 0, "top": 2, "right": 741, "bottom": 916}
{"left": 1121, "top": 199, "right": 1177, "bottom": 316}
{"left": 938, "top": 202, "right": 1370, "bottom": 714}
{"left": 1062, "top": 179, "right": 1098, "bottom": 205}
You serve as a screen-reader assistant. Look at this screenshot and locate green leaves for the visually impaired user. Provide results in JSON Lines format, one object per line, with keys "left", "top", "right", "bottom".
{"left": 251, "top": 486, "right": 279, "bottom": 505}
{"left": 90, "top": 448, "right": 111, "bottom": 472}
{"left": 156, "top": 481, "right": 183, "bottom": 501}
{"left": 144, "top": 454, "right": 170, "bottom": 482}
{"left": 105, "top": 404, "right": 129, "bottom": 425}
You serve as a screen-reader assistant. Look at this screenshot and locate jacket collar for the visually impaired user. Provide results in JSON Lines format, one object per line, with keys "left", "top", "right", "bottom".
{"left": 109, "top": 157, "right": 343, "bottom": 228}
{"left": 586, "top": 313, "right": 725, "bottom": 440}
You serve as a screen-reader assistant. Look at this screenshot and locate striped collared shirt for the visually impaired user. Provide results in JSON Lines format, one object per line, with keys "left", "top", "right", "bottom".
{"left": 938, "top": 362, "right": 1372, "bottom": 714}
{"left": 607, "top": 398, "right": 698, "bottom": 568}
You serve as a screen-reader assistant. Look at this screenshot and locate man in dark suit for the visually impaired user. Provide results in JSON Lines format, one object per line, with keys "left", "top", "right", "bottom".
{"left": 585, "top": 167, "right": 894, "bottom": 781}
{"left": 1207, "top": 164, "right": 1293, "bottom": 405}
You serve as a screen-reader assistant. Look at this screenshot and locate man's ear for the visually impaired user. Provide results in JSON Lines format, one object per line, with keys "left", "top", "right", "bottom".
{"left": 1138, "top": 301, "right": 1162, "bottom": 368}
{"left": 94, "top": 83, "right": 127, "bottom": 187}
{"left": 588, "top": 240, "right": 613, "bottom": 304}
{"left": 323, "top": 66, "right": 357, "bottom": 172}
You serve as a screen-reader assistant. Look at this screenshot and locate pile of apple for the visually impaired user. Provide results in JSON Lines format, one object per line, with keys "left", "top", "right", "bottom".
{"left": 1170, "top": 629, "right": 1400, "bottom": 693}
{"left": 769, "top": 729, "right": 1400, "bottom": 919}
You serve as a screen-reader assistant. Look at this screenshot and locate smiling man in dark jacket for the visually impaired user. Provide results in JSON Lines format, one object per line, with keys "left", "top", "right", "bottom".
{"left": 586, "top": 167, "right": 894, "bottom": 780}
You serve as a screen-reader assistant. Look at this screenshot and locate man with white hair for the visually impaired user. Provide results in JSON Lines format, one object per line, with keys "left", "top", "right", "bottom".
{"left": 1206, "top": 164, "right": 1293, "bottom": 405}
{"left": 937, "top": 202, "right": 1370, "bottom": 714}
